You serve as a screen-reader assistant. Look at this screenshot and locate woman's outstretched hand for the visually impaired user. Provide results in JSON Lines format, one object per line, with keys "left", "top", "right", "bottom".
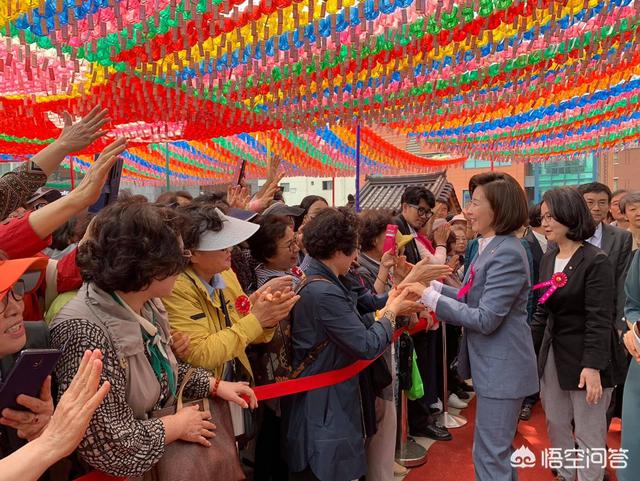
{"left": 37, "top": 350, "right": 111, "bottom": 459}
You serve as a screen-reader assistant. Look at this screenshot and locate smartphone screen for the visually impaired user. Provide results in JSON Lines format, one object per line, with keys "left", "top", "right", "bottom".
{"left": 0, "top": 349, "right": 62, "bottom": 411}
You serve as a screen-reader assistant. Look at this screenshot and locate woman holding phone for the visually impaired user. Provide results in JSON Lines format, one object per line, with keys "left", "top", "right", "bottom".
{"left": 418, "top": 173, "right": 539, "bottom": 481}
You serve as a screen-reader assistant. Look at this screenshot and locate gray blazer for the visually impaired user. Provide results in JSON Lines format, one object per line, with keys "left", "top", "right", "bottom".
{"left": 435, "top": 235, "right": 539, "bottom": 400}
{"left": 600, "top": 223, "right": 633, "bottom": 330}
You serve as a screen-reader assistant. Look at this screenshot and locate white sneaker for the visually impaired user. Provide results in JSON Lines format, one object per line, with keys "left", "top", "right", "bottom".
{"left": 448, "top": 393, "right": 469, "bottom": 409}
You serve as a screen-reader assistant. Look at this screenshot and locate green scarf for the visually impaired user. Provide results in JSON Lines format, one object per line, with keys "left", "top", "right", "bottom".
{"left": 111, "top": 293, "right": 177, "bottom": 397}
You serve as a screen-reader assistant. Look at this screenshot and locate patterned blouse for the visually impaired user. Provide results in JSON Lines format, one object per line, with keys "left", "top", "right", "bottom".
{"left": 0, "top": 161, "right": 47, "bottom": 221}
{"left": 51, "top": 319, "right": 211, "bottom": 477}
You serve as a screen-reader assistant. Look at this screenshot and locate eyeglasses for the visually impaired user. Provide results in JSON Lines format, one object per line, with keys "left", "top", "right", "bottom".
{"left": 32, "top": 202, "right": 48, "bottom": 211}
{"left": 0, "top": 280, "right": 26, "bottom": 316}
{"left": 280, "top": 240, "right": 298, "bottom": 253}
{"left": 541, "top": 213, "right": 555, "bottom": 222}
{"left": 408, "top": 204, "right": 433, "bottom": 219}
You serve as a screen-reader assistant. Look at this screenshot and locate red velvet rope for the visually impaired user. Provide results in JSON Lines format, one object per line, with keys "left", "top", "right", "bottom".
{"left": 75, "top": 317, "right": 433, "bottom": 481}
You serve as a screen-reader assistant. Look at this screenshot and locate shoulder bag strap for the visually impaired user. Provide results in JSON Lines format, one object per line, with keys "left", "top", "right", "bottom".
{"left": 289, "top": 275, "right": 334, "bottom": 379}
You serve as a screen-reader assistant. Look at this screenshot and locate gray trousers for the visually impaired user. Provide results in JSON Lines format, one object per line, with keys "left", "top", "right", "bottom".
{"left": 474, "top": 395, "right": 524, "bottom": 481}
{"left": 540, "top": 348, "right": 613, "bottom": 481}
{"left": 366, "top": 348, "right": 397, "bottom": 481}
{"left": 365, "top": 397, "right": 396, "bottom": 481}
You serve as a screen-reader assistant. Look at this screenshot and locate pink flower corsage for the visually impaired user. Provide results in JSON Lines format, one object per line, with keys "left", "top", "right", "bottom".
{"left": 533, "top": 272, "right": 568, "bottom": 304}
{"left": 235, "top": 295, "right": 251, "bottom": 315}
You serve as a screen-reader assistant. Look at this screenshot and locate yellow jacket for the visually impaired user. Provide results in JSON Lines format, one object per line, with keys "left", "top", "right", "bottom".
{"left": 163, "top": 267, "right": 274, "bottom": 380}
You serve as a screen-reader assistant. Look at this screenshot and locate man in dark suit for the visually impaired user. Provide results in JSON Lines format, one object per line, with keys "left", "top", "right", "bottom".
{"left": 523, "top": 204, "right": 547, "bottom": 306}
{"left": 520, "top": 203, "right": 548, "bottom": 420}
{"left": 578, "top": 182, "right": 633, "bottom": 431}
{"left": 578, "top": 183, "right": 633, "bottom": 331}
{"left": 393, "top": 186, "right": 452, "bottom": 441}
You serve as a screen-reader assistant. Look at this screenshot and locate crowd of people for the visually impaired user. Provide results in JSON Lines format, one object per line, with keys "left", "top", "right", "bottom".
{"left": 0, "top": 108, "right": 638, "bottom": 481}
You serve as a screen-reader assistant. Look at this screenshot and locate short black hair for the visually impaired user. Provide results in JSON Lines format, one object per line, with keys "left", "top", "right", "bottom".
{"left": 248, "top": 215, "right": 291, "bottom": 263}
{"left": 400, "top": 186, "right": 435, "bottom": 209}
{"left": 51, "top": 219, "right": 77, "bottom": 251}
{"left": 300, "top": 195, "right": 328, "bottom": 215}
{"left": 295, "top": 195, "right": 328, "bottom": 231}
{"left": 177, "top": 202, "right": 224, "bottom": 250}
{"left": 529, "top": 203, "right": 542, "bottom": 228}
{"left": 77, "top": 200, "right": 189, "bottom": 293}
{"left": 358, "top": 209, "right": 393, "bottom": 252}
{"left": 468, "top": 172, "right": 528, "bottom": 235}
{"left": 542, "top": 187, "right": 596, "bottom": 241}
{"left": 577, "top": 182, "right": 612, "bottom": 202}
{"left": 304, "top": 207, "right": 359, "bottom": 260}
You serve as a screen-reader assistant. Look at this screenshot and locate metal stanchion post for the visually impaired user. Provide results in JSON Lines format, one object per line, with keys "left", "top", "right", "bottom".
{"left": 395, "top": 389, "right": 428, "bottom": 467}
{"left": 437, "top": 321, "right": 467, "bottom": 428}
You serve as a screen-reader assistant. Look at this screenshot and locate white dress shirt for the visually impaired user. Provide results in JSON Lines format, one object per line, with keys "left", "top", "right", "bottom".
{"left": 532, "top": 229, "right": 549, "bottom": 254}
{"left": 586, "top": 222, "right": 603, "bottom": 249}
{"left": 477, "top": 235, "right": 496, "bottom": 255}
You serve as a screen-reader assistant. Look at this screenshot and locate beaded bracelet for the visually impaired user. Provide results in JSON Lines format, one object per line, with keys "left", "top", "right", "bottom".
{"left": 211, "top": 377, "right": 222, "bottom": 397}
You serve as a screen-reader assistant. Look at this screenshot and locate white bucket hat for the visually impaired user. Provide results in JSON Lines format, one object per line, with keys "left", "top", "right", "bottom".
{"left": 195, "top": 208, "right": 259, "bottom": 251}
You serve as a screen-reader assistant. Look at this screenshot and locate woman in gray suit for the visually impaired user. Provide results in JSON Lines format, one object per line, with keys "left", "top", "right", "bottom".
{"left": 420, "top": 172, "right": 539, "bottom": 481}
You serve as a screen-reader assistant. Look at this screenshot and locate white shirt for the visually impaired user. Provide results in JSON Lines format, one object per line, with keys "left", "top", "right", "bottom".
{"left": 586, "top": 222, "right": 603, "bottom": 249}
{"left": 478, "top": 235, "right": 496, "bottom": 255}
{"left": 532, "top": 229, "right": 549, "bottom": 254}
{"left": 554, "top": 256, "right": 571, "bottom": 274}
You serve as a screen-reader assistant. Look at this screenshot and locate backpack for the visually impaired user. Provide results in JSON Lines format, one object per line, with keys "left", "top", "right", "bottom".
{"left": 247, "top": 275, "right": 332, "bottom": 385}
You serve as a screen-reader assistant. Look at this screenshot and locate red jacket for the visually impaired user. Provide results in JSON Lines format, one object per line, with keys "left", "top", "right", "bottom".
{"left": 0, "top": 212, "right": 83, "bottom": 320}
{"left": 0, "top": 211, "right": 51, "bottom": 258}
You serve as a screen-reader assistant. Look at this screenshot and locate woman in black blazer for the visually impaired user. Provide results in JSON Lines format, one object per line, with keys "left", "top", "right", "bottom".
{"left": 531, "top": 188, "right": 617, "bottom": 481}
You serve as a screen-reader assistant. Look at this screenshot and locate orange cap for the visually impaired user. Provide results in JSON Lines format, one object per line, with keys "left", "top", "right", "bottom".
{"left": 0, "top": 257, "right": 49, "bottom": 301}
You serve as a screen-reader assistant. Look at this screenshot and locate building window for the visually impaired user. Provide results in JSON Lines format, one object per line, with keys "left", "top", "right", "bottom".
{"left": 613, "top": 177, "right": 619, "bottom": 191}
{"left": 280, "top": 182, "right": 290, "bottom": 193}
{"left": 322, "top": 180, "right": 333, "bottom": 190}
{"left": 462, "top": 190, "right": 471, "bottom": 206}
{"left": 464, "top": 157, "right": 512, "bottom": 169}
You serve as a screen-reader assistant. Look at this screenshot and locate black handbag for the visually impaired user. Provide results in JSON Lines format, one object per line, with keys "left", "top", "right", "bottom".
{"left": 397, "top": 332, "right": 414, "bottom": 391}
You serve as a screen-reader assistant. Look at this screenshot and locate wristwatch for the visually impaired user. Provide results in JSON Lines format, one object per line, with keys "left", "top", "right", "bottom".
{"left": 381, "top": 310, "right": 397, "bottom": 330}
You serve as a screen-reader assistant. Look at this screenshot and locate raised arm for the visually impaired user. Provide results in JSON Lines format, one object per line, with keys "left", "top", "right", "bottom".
{"left": 314, "top": 289, "right": 393, "bottom": 360}
{"left": 429, "top": 246, "right": 529, "bottom": 335}
{"left": 28, "top": 138, "right": 126, "bottom": 240}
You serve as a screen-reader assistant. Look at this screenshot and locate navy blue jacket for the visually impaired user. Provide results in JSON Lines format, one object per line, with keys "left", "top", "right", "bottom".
{"left": 285, "top": 258, "right": 392, "bottom": 481}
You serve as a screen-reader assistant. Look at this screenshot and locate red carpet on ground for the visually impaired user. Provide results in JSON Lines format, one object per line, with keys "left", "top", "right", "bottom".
{"left": 406, "top": 398, "right": 622, "bottom": 481}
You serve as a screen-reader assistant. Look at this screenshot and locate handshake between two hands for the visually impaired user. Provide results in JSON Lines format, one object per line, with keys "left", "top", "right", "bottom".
{"left": 384, "top": 259, "right": 453, "bottom": 322}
